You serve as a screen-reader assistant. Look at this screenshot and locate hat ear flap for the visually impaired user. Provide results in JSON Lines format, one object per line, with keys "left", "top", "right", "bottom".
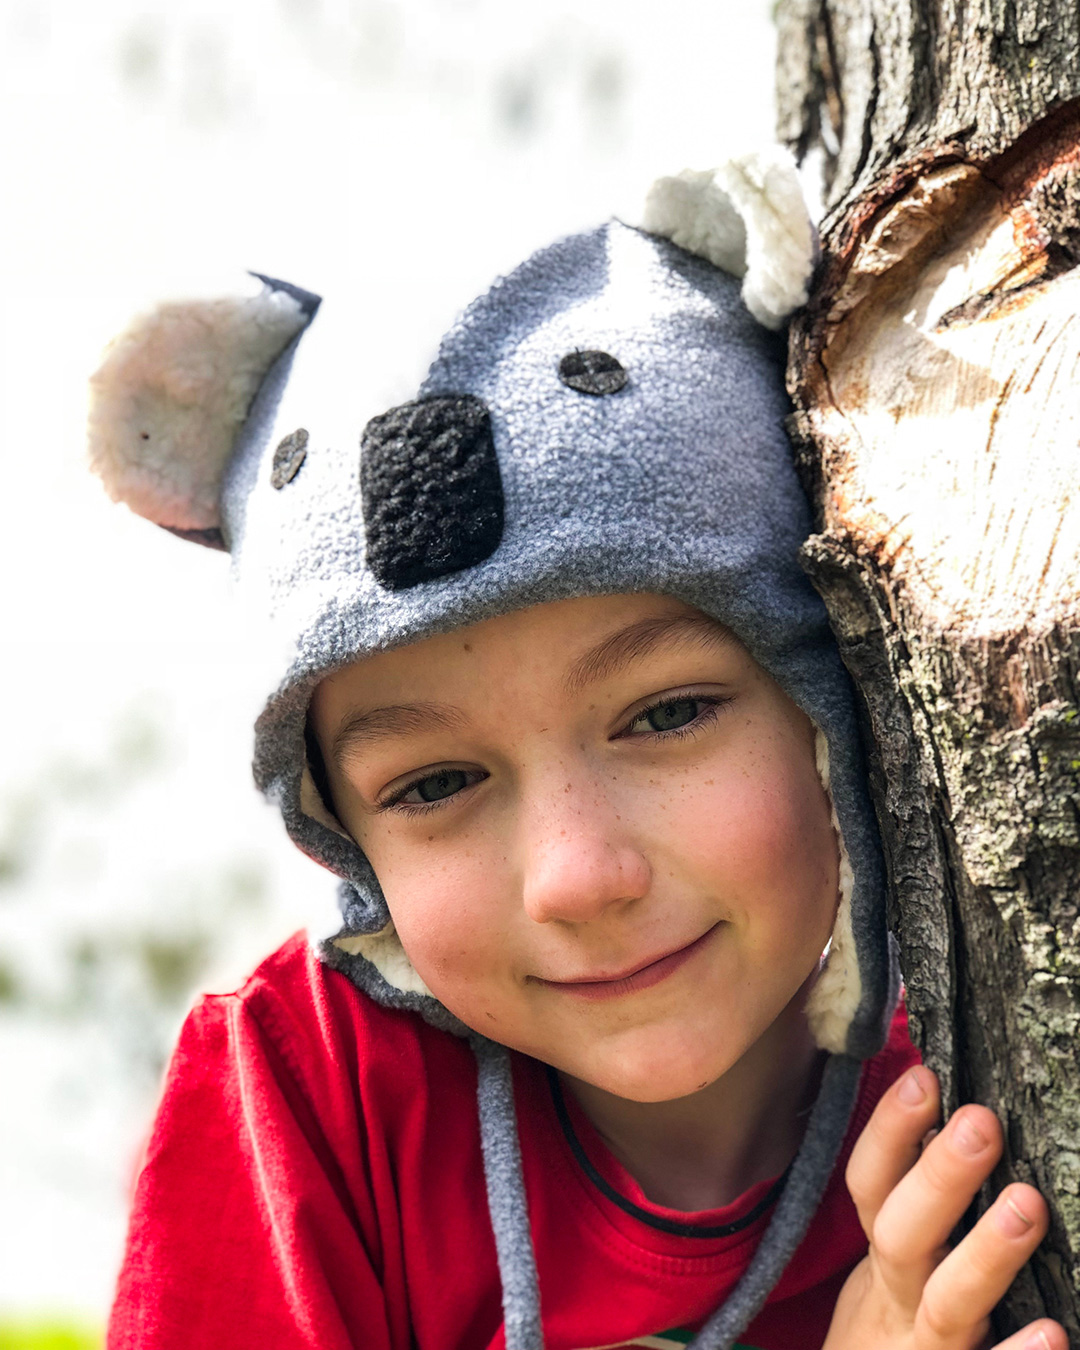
{"left": 88, "top": 274, "right": 320, "bottom": 549}
{"left": 642, "top": 148, "right": 818, "bottom": 330}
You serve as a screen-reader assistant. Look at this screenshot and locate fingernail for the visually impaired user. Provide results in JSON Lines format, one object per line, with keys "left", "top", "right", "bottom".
{"left": 953, "top": 1114, "right": 989, "bottom": 1155}
{"left": 1023, "top": 1329, "right": 1052, "bottom": 1350}
{"left": 997, "top": 1193, "right": 1035, "bottom": 1238}
{"left": 898, "top": 1067, "right": 928, "bottom": 1105}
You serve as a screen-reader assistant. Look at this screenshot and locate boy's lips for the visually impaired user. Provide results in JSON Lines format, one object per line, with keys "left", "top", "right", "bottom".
{"left": 534, "top": 923, "right": 720, "bottom": 1001}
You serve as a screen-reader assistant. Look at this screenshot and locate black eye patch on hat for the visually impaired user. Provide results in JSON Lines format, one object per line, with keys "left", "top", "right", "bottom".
{"left": 360, "top": 394, "right": 504, "bottom": 590}
{"left": 558, "top": 349, "right": 627, "bottom": 395}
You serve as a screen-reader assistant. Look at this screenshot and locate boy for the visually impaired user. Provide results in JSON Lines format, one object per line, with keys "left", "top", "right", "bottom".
{"left": 90, "top": 154, "right": 1064, "bottom": 1350}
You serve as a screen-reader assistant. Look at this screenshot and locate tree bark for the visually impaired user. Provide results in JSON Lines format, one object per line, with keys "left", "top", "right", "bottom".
{"left": 776, "top": 1, "right": 1080, "bottom": 1336}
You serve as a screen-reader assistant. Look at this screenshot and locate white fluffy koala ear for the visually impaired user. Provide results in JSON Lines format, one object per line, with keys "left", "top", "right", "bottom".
{"left": 88, "top": 274, "right": 320, "bottom": 549}
{"left": 642, "top": 148, "right": 818, "bottom": 330}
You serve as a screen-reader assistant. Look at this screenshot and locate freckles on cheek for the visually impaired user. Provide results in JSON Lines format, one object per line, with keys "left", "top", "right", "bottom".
{"left": 381, "top": 850, "right": 509, "bottom": 985}
{"left": 396, "top": 901, "right": 463, "bottom": 980}
{"left": 682, "top": 759, "right": 835, "bottom": 914}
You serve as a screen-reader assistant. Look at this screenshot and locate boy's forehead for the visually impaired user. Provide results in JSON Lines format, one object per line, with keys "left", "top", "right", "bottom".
{"left": 314, "top": 591, "right": 739, "bottom": 706}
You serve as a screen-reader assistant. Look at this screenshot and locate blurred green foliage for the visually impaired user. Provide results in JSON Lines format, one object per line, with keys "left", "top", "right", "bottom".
{"left": 0, "top": 958, "right": 20, "bottom": 1005}
{"left": 0, "top": 1322, "right": 100, "bottom": 1350}
{"left": 0, "top": 697, "right": 269, "bottom": 1078}
{"left": 0, "top": 701, "right": 168, "bottom": 894}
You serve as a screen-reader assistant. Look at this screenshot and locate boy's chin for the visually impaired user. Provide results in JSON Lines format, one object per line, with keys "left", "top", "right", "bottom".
{"left": 557, "top": 1026, "right": 744, "bottom": 1103}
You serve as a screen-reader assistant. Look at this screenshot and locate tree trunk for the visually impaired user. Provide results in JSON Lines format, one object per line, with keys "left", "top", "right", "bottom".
{"left": 776, "top": 1, "right": 1080, "bottom": 1335}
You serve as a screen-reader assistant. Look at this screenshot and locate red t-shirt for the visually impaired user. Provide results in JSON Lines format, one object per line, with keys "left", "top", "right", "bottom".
{"left": 108, "top": 932, "right": 918, "bottom": 1350}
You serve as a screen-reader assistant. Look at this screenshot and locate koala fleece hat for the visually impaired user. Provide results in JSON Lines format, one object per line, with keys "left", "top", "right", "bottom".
{"left": 90, "top": 150, "right": 899, "bottom": 1350}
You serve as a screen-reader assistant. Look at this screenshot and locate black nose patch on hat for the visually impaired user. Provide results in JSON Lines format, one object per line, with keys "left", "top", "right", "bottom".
{"left": 360, "top": 394, "right": 504, "bottom": 591}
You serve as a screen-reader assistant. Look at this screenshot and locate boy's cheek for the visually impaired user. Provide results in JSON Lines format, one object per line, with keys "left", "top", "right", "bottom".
{"left": 663, "top": 766, "right": 834, "bottom": 902}
{"left": 383, "top": 860, "right": 516, "bottom": 987}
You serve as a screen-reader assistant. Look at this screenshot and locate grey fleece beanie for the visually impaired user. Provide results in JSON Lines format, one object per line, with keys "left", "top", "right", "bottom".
{"left": 89, "top": 153, "right": 899, "bottom": 1350}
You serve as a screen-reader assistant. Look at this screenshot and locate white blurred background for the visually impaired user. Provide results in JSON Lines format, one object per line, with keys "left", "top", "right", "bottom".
{"left": 0, "top": 0, "right": 777, "bottom": 1336}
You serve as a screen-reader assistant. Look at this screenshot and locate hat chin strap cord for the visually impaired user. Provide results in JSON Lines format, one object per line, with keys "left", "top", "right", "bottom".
{"left": 471, "top": 1035, "right": 544, "bottom": 1350}
{"left": 469, "top": 1035, "right": 862, "bottom": 1350}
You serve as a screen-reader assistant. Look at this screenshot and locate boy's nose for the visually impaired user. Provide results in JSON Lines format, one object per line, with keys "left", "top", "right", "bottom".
{"left": 519, "top": 786, "right": 651, "bottom": 925}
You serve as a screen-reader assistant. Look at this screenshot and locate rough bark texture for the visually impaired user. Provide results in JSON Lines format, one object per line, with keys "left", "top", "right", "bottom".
{"left": 776, "top": 1, "right": 1080, "bottom": 1336}
{"left": 776, "top": 0, "right": 1080, "bottom": 218}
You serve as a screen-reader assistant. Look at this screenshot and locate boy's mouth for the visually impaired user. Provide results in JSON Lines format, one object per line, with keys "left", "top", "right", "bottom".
{"left": 534, "top": 923, "right": 721, "bottom": 1002}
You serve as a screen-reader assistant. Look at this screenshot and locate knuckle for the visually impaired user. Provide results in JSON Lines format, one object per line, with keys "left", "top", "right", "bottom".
{"left": 845, "top": 1154, "right": 873, "bottom": 1207}
{"left": 963, "top": 1229, "right": 1003, "bottom": 1283}
{"left": 917, "top": 1286, "right": 965, "bottom": 1341}
{"left": 916, "top": 1142, "right": 959, "bottom": 1194}
{"left": 868, "top": 1214, "right": 909, "bottom": 1269}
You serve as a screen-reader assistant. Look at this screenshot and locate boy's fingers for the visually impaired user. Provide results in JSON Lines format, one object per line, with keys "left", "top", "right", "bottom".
{"left": 846, "top": 1065, "right": 940, "bottom": 1237}
{"left": 868, "top": 1104, "right": 1003, "bottom": 1307}
{"left": 915, "top": 1184, "right": 1050, "bottom": 1346}
{"left": 987, "top": 1319, "right": 1068, "bottom": 1350}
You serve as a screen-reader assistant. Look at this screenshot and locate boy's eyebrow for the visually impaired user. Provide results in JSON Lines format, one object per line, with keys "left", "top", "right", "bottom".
{"left": 331, "top": 702, "right": 467, "bottom": 763}
{"left": 564, "top": 614, "right": 736, "bottom": 694}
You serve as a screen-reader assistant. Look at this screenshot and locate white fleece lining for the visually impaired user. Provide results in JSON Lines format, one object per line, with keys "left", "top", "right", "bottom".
{"left": 332, "top": 923, "right": 434, "bottom": 997}
{"left": 299, "top": 762, "right": 353, "bottom": 839}
{"left": 806, "top": 731, "right": 862, "bottom": 1053}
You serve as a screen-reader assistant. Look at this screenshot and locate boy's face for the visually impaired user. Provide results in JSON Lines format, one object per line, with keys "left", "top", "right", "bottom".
{"left": 309, "top": 593, "right": 839, "bottom": 1103}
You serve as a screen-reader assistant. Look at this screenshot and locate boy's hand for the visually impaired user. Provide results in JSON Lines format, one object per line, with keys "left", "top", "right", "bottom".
{"left": 823, "top": 1065, "right": 1067, "bottom": 1350}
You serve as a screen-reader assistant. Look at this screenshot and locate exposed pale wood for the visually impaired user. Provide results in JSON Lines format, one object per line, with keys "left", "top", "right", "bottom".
{"left": 815, "top": 158, "right": 1080, "bottom": 635}
{"left": 777, "top": 2, "right": 1080, "bottom": 1335}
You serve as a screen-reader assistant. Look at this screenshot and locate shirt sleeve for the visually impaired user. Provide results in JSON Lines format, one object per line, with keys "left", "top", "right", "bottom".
{"left": 107, "top": 989, "right": 394, "bottom": 1350}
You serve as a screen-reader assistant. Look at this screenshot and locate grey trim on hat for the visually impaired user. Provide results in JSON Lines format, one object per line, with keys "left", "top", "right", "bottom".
{"left": 471, "top": 1036, "right": 545, "bottom": 1350}
{"left": 318, "top": 898, "right": 471, "bottom": 1038}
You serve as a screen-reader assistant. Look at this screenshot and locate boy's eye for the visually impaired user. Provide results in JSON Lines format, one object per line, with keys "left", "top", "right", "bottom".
{"left": 406, "top": 769, "right": 470, "bottom": 804}
{"left": 383, "top": 766, "right": 487, "bottom": 811}
{"left": 629, "top": 697, "right": 707, "bottom": 735}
